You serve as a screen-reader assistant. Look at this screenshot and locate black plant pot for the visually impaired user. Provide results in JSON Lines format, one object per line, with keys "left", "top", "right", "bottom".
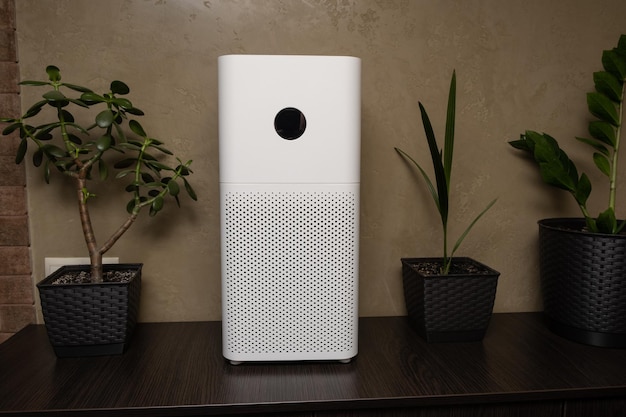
{"left": 539, "top": 218, "right": 626, "bottom": 348}
{"left": 36, "top": 263, "right": 142, "bottom": 357}
{"left": 401, "top": 257, "right": 499, "bottom": 342}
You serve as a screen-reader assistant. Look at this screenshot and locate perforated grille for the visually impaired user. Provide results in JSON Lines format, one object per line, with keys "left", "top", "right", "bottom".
{"left": 222, "top": 188, "right": 359, "bottom": 357}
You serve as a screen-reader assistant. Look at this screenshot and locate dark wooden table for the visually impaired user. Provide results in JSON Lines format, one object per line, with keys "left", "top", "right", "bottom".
{"left": 1, "top": 313, "right": 625, "bottom": 416}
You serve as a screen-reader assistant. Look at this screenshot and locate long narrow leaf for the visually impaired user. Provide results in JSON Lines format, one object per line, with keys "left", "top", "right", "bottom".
{"left": 418, "top": 103, "right": 448, "bottom": 225}
{"left": 395, "top": 147, "right": 441, "bottom": 213}
{"left": 443, "top": 71, "right": 456, "bottom": 189}
{"left": 450, "top": 198, "right": 497, "bottom": 257}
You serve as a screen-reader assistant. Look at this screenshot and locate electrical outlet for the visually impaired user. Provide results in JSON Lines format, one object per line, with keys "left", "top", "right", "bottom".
{"left": 44, "top": 257, "right": 119, "bottom": 276}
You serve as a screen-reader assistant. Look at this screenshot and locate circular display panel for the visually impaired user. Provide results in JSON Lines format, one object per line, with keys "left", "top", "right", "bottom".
{"left": 274, "top": 107, "right": 306, "bottom": 140}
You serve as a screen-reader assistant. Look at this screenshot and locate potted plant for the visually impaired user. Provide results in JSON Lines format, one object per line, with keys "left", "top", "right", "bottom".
{"left": 395, "top": 71, "right": 499, "bottom": 343}
{"left": 509, "top": 34, "right": 626, "bottom": 347}
{"left": 0, "top": 66, "right": 197, "bottom": 356}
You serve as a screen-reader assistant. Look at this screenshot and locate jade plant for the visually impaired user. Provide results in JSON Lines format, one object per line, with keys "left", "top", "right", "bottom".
{"left": 0, "top": 65, "right": 197, "bottom": 282}
{"left": 509, "top": 34, "right": 626, "bottom": 234}
{"left": 396, "top": 71, "right": 496, "bottom": 274}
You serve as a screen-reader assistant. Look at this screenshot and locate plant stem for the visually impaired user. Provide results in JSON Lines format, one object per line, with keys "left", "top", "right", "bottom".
{"left": 609, "top": 82, "right": 624, "bottom": 213}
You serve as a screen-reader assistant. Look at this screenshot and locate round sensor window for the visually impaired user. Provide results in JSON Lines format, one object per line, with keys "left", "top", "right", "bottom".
{"left": 274, "top": 107, "right": 306, "bottom": 140}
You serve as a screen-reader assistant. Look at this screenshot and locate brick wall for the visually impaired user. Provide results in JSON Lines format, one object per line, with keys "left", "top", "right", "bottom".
{"left": 0, "top": 0, "right": 34, "bottom": 344}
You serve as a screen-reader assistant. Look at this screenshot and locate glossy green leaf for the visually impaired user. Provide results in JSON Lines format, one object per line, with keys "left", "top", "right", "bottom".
{"left": 24, "top": 100, "right": 47, "bottom": 118}
{"left": 596, "top": 207, "right": 617, "bottom": 234}
{"left": 151, "top": 196, "right": 164, "bottom": 213}
{"left": 111, "top": 98, "right": 132, "bottom": 109}
{"left": 43, "top": 144, "right": 66, "bottom": 158}
{"left": 576, "top": 136, "right": 609, "bottom": 156}
{"left": 46, "top": 65, "right": 61, "bottom": 82}
{"left": 111, "top": 80, "right": 130, "bottom": 95}
{"left": 80, "top": 92, "right": 106, "bottom": 103}
{"left": 115, "top": 170, "right": 133, "bottom": 179}
{"left": 98, "top": 158, "right": 108, "bottom": 180}
{"left": 32, "top": 149, "right": 43, "bottom": 167}
{"left": 593, "top": 152, "right": 611, "bottom": 176}
{"left": 67, "top": 133, "right": 82, "bottom": 145}
{"left": 141, "top": 172, "right": 155, "bottom": 183}
{"left": 129, "top": 120, "right": 146, "bottom": 137}
{"left": 15, "top": 139, "right": 27, "bottom": 164}
{"left": 125, "top": 107, "right": 145, "bottom": 116}
{"left": 95, "top": 110, "right": 115, "bottom": 128}
{"left": 114, "top": 158, "right": 137, "bottom": 169}
{"left": 96, "top": 134, "right": 112, "bottom": 152}
{"left": 19, "top": 80, "right": 49, "bottom": 87}
{"left": 587, "top": 121, "right": 616, "bottom": 147}
{"left": 593, "top": 71, "right": 622, "bottom": 101}
{"left": 183, "top": 178, "right": 197, "bottom": 201}
{"left": 60, "top": 109, "right": 74, "bottom": 123}
{"left": 43, "top": 90, "right": 66, "bottom": 102}
{"left": 587, "top": 92, "right": 619, "bottom": 126}
{"left": 602, "top": 49, "right": 626, "bottom": 80}
{"left": 167, "top": 180, "right": 180, "bottom": 196}
{"left": 62, "top": 83, "right": 92, "bottom": 93}
{"left": 2, "top": 122, "right": 20, "bottom": 135}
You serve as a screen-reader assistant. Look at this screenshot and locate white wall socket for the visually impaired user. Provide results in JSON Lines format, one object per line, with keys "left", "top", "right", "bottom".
{"left": 44, "top": 257, "right": 119, "bottom": 276}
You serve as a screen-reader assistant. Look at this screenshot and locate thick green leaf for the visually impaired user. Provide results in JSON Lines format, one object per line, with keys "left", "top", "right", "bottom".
{"left": 141, "top": 172, "right": 155, "bottom": 183}
{"left": 587, "top": 92, "right": 619, "bottom": 125}
{"left": 587, "top": 121, "right": 616, "bottom": 147}
{"left": 576, "top": 136, "right": 609, "bottom": 155}
{"left": 593, "top": 152, "right": 611, "bottom": 176}
{"left": 125, "top": 107, "right": 145, "bottom": 116}
{"left": 115, "top": 170, "right": 133, "bottom": 179}
{"left": 95, "top": 110, "right": 115, "bottom": 128}
{"left": 596, "top": 207, "right": 617, "bottom": 234}
{"left": 111, "top": 80, "right": 130, "bottom": 95}
{"left": 43, "top": 144, "right": 66, "bottom": 158}
{"left": 43, "top": 90, "right": 66, "bottom": 102}
{"left": 62, "top": 83, "right": 92, "bottom": 93}
{"left": 114, "top": 158, "right": 137, "bottom": 169}
{"left": 33, "top": 149, "right": 43, "bottom": 167}
{"left": 574, "top": 174, "right": 592, "bottom": 208}
{"left": 183, "top": 178, "right": 197, "bottom": 201}
{"left": 80, "top": 92, "right": 106, "bottom": 103}
{"left": 67, "top": 133, "right": 82, "bottom": 145}
{"left": 15, "top": 139, "right": 27, "bottom": 164}
{"left": 24, "top": 100, "right": 47, "bottom": 118}
{"left": 2, "top": 122, "right": 20, "bottom": 135}
{"left": 111, "top": 98, "right": 132, "bottom": 109}
{"left": 98, "top": 158, "right": 108, "bottom": 180}
{"left": 593, "top": 71, "right": 622, "bottom": 101}
{"left": 167, "top": 180, "right": 180, "bottom": 196}
{"left": 129, "top": 119, "right": 146, "bottom": 137}
{"left": 151, "top": 196, "right": 164, "bottom": 213}
{"left": 46, "top": 65, "right": 61, "bottom": 82}
{"left": 60, "top": 109, "right": 74, "bottom": 123}
{"left": 19, "top": 80, "right": 49, "bottom": 87}
{"left": 96, "top": 134, "right": 112, "bottom": 151}
{"left": 602, "top": 49, "right": 626, "bottom": 80}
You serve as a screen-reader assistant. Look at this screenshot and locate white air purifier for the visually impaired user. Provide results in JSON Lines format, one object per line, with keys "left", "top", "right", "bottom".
{"left": 219, "top": 54, "right": 361, "bottom": 364}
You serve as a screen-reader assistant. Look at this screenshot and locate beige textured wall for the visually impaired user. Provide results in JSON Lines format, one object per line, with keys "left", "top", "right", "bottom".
{"left": 13, "top": 0, "right": 626, "bottom": 322}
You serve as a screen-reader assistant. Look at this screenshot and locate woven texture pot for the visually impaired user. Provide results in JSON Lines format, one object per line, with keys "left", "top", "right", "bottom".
{"left": 539, "top": 218, "right": 626, "bottom": 347}
{"left": 37, "top": 263, "right": 142, "bottom": 357}
{"left": 401, "top": 257, "right": 499, "bottom": 342}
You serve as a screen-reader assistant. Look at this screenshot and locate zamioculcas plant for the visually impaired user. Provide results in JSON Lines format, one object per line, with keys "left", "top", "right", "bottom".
{"left": 0, "top": 65, "right": 197, "bottom": 282}
{"left": 396, "top": 71, "right": 496, "bottom": 274}
{"left": 509, "top": 34, "right": 626, "bottom": 234}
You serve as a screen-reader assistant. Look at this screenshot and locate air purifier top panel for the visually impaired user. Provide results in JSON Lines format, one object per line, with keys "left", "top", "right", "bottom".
{"left": 218, "top": 54, "right": 361, "bottom": 184}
